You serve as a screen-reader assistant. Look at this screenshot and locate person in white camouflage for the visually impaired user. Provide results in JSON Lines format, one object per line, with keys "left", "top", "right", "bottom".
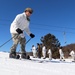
{"left": 48, "top": 48, "right": 52, "bottom": 60}
{"left": 59, "top": 47, "right": 65, "bottom": 61}
{"left": 42, "top": 45, "right": 46, "bottom": 59}
{"left": 69, "top": 50, "right": 75, "bottom": 62}
{"left": 31, "top": 45, "right": 37, "bottom": 58}
{"left": 9, "top": 8, "right": 35, "bottom": 59}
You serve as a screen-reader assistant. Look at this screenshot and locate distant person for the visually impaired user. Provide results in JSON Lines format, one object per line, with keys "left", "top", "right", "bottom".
{"left": 39, "top": 43, "right": 42, "bottom": 58}
{"left": 42, "top": 45, "right": 46, "bottom": 59}
{"left": 69, "top": 50, "right": 75, "bottom": 62}
{"left": 59, "top": 47, "right": 65, "bottom": 61}
{"left": 37, "top": 43, "right": 41, "bottom": 58}
{"left": 9, "top": 8, "right": 35, "bottom": 59}
{"left": 31, "top": 45, "right": 37, "bottom": 58}
{"left": 48, "top": 48, "right": 52, "bottom": 60}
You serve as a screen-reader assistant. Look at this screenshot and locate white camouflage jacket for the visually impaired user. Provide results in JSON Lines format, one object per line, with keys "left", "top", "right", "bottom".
{"left": 10, "top": 12, "right": 31, "bottom": 37}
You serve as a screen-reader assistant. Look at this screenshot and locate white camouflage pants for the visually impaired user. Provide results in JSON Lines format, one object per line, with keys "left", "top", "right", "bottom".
{"left": 71, "top": 55, "right": 75, "bottom": 61}
{"left": 10, "top": 33, "right": 26, "bottom": 53}
{"left": 48, "top": 54, "right": 52, "bottom": 60}
{"left": 33, "top": 51, "right": 37, "bottom": 58}
{"left": 42, "top": 52, "right": 46, "bottom": 58}
{"left": 60, "top": 54, "right": 65, "bottom": 61}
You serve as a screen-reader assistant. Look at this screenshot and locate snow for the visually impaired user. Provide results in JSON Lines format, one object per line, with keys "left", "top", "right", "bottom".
{"left": 0, "top": 52, "right": 75, "bottom": 75}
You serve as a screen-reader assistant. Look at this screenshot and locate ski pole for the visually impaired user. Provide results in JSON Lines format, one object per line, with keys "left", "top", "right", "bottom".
{"left": 0, "top": 36, "right": 15, "bottom": 48}
{"left": 25, "top": 38, "right": 32, "bottom": 44}
{"left": 0, "top": 36, "right": 32, "bottom": 48}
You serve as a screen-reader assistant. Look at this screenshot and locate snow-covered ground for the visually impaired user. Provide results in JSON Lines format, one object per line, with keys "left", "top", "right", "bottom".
{"left": 0, "top": 51, "right": 75, "bottom": 75}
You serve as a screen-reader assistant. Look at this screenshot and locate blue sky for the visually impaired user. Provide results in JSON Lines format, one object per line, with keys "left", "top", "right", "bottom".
{"left": 0, "top": 0, "right": 75, "bottom": 52}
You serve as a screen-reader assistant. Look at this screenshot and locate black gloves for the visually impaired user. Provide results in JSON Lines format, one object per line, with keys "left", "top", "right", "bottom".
{"left": 16, "top": 28, "right": 23, "bottom": 34}
{"left": 30, "top": 33, "right": 35, "bottom": 38}
{"left": 16, "top": 28, "right": 35, "bottom": 38}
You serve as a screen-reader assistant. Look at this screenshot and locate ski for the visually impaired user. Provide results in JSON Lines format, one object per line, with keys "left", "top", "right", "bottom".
{"left": 9, "top": 54, "right": 75, "bottom": 63}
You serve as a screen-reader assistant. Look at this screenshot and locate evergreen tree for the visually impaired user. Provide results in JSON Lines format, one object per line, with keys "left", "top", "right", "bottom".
{"left": 40, "top": 33, "right": 61, "bottom": 58}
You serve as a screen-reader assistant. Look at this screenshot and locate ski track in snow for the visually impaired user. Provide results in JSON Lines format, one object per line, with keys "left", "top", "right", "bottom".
{"left": 0, "top": 52, "right": 75, "bottom": 75}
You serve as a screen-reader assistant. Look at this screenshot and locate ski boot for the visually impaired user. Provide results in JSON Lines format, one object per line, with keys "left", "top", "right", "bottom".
{"left": 9, "top": 52, "right": 20, "bottom": 59}
{"left": 21, "top": 53, "right": 26, "bottom": 59}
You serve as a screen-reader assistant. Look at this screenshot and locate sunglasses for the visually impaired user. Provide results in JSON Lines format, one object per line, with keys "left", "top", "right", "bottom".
{"left": 29, "top": 11, "right": 32, "bottom": 14}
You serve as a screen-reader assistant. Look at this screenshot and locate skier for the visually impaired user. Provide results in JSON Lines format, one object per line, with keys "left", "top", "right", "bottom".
{"left": 9, "top": 8, "right": 35, "bottom": 59}
{"left": 37, "top": 43, "right": 41, "bottom": 58}
{"left": 48, "top": 48, "right": 52, "bottom": 60}
{"left": 59, "top": 47, "right": 65, "bottom": 61}
{"left": 39, "top": 43, "right": 42, "bottom": 58}
{"left": 31, "top": 45, "right": 37, "bottom": 58}
{"left": 42, "top": 45, "right": 46, "bottom": 59}
{"left": 69, "top": 50, "right": 75, "bottom": 62}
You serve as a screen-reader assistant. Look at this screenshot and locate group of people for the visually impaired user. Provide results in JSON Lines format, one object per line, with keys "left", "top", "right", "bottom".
{"left": 31, "top": 43, "right": 52, "bottom": 60}
{"left": 31, "top": 45, "right": 75, "bottom": 61}
{"left": 9, "top": 7, "right": 75, "bottom": 62}
{"left": 58, "top": 47, "right": 75, "bottom": 62}
{"left": 31, "top": 45, "right": 64, "bottom": 61}
{"left": 31, "top": 45, "right": 65, "bottom": 61}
